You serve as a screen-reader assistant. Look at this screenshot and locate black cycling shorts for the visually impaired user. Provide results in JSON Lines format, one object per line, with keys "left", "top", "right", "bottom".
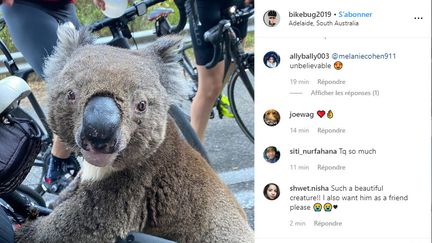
{"left": 188, "top": 0, "right": 248, "bottom": 66}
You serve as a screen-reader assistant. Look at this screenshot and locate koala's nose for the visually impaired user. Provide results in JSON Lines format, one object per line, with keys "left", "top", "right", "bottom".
{"left": 80, "top": 96, "right": 121, "bottom": 154}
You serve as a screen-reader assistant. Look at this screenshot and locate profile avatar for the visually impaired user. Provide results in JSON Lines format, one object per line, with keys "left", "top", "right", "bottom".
{"left": 264, "top": 183, "right": 280, "bottom": 200}
{"left": 263, "top": 146, "right": 280, "bottom": 163}
{"left": 264, "top": 10, "right": 280, "bottom": 27}
{"left": 263, "top": 109, "right": 280, "bottom": 126}
{"left": 263, "top": 51, "right": 280, "bottom": 68}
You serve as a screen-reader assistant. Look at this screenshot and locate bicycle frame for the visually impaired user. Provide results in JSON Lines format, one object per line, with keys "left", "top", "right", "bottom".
{"left": 178, "top": 42, "right": 197, "bottom": 83}
{"left": 224, "top": 24, "right": 254, "bottom": 100}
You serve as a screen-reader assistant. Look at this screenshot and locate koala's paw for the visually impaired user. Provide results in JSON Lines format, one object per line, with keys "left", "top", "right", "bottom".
{"left": 15, "top": 221, "right": 37, "bottom": 243}
{"left": 50, "top": 172, "right": 82, "bottom": 208}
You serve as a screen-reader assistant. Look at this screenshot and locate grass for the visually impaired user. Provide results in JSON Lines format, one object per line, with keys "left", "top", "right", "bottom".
{"left": 244, "top": 32, "right": 254, "bottom": 51}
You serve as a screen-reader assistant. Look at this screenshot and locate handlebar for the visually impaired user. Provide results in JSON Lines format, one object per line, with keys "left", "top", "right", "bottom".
{"left": 231, "top": 5, "right": 254, "bottom": 25}
{"left": 2, "top": 0, "right": 187, "bottom": 61}
{"left": 90, "top": 0, "right": 186, "bottom": 34}
{"left": 89, "top": 0, "right": 164, "bottom": 32}
{"left": 171, "top": 0, "right": 187, "bottom": 33}
{"left": 203, "top": 20, "right": 228, "bottom": 69}
{"left": 203, "top": 5, "right": 254, "bottom": 69}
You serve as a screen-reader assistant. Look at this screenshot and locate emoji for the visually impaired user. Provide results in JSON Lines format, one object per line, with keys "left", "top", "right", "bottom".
{"left": 334, "top": 61, "right": 343, "bottom": 70}
{"left": 333, "top": 205, "right": 338, "bottom": 209}
{"left": 313, "top": 203, "right": 322, "bottom": 212}
{"left": 324, "top": 203, "right": 332, "bottom": 212}
{"left": 327, "top": 110, "right": 333, "bottom": 119}
{"left": 317, "top": 110, "right": 325, "bottom": 118}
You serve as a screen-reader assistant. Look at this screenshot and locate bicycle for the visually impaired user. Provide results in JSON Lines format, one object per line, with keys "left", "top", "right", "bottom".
{"left": 151, "top": 1, "right": 255, "bottom": 143}
{"left": 183, "top": 0, "right": 255, "bottom": 142}
{"left": 0, "top": 0, "right": 207, "bottom": 196}
{"left": 145, "top": 2, "right": 254, "bottom": 143}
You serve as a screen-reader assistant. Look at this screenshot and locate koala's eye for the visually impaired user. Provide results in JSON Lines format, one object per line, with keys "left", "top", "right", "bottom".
{"left": 67, "top": 90, "right": 76, "bottom": 101}
{"left": 136, "top": 100, "right": 147, "bottom": 112}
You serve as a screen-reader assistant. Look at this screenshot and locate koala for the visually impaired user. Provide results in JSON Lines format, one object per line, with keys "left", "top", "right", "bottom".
{"left": 15, "top": 26, "right": 254, "bottom": 242}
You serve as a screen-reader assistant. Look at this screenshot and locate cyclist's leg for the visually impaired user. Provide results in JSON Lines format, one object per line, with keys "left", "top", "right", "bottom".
{"left": 189, "top": 0, "right": 226, "bottom": 142}
{"left": 191, "top": 63, "right": 224, "bottom": 141}
{"left": 1, "top": 1, "right": 80, "bottom": 77}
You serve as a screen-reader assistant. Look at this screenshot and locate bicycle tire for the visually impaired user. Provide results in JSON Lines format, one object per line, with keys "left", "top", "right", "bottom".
{"left": 15, "top": 185, "right": 46, "bottom": 208}
{"left": 168, "top": 105, "right": 210, "bottom": 162}
{"left": 227, "top": 69, "right": 254, "bottom": 143}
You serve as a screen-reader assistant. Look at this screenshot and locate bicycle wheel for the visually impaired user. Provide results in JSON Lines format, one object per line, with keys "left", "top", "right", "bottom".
{"left": 227, "top": 68, "right": 254, "bottom": 143}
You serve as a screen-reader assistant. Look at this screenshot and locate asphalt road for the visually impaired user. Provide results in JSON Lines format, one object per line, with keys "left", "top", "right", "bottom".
{"left": 200, "top": 77, "right": 255, "bottom": 228}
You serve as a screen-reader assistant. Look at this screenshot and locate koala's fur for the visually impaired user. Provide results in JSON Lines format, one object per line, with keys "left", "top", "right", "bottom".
{"left": 15, "top": 26, "right": 254, "bottom": 242}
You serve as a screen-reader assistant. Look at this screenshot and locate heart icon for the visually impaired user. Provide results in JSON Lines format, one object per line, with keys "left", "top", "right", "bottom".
{"left": 317, "top": 110, "right": 325, "bottom": 118}
{"left": 333, "top": 205, "right": 338, "bottom": 209}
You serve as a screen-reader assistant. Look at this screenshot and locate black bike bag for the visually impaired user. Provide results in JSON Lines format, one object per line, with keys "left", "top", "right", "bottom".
{"left": 0, "top": 113, "right": 42, "bottom": 194}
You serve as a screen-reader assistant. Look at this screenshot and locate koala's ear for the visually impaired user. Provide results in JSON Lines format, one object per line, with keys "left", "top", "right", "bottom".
{"left": 138, "top": 35, "right": 191, "bottom": 105}
{"left": 44, "top": 24, "right": 95, "bottom": 82}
